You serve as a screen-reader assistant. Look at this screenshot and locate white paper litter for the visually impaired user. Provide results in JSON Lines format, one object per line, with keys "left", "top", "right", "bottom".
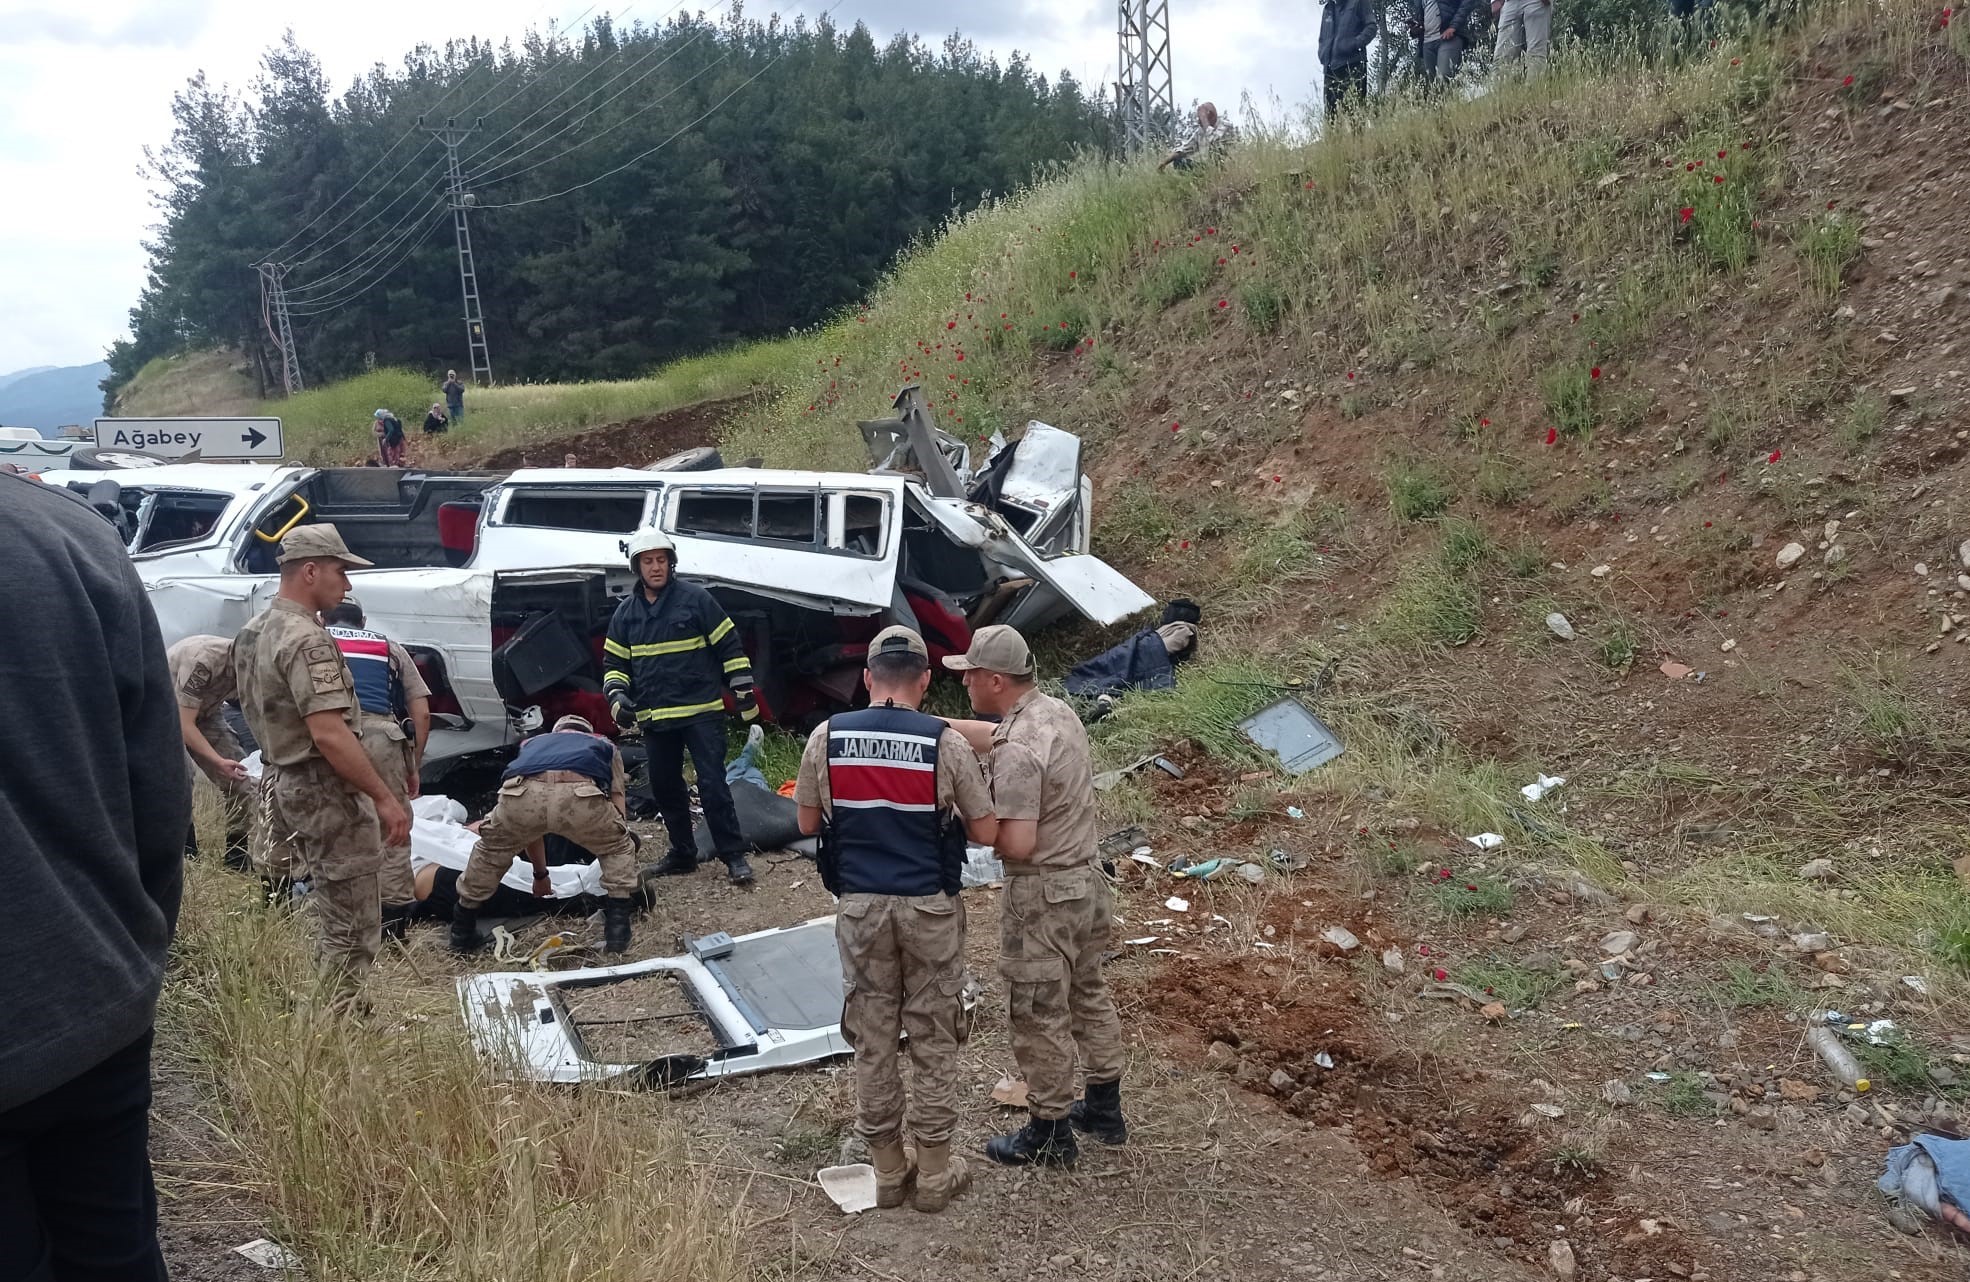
{"left": 817, "top": 1164, "right": 880, "bottom": 1214}
{"left": 1130, "top": 851, "right": 1161, "bottom": 867}
{"left": 1903, "top": 976, "right": 1932, "bottom": 995}
{"left": 1520, "top": 773, "right": 1567, "bottom": 802}
{"left": 1165, "top": 896, "right": 1190, "bottom": 912}
{"left": 1312, "top": 1051, "right": 1335, "bottom": 1069}
{"left": 1466, "top": 833, "right": 1506, "bottom": 850}
{"left": 233, "top": 1240, "right": 302, "bottom": 1270}
{"left": 1124, "top": 936, "right": 1160, "bottom": 946}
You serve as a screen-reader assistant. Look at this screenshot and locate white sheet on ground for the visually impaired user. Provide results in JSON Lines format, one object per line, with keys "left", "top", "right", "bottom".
{"left": 408, "top": 794, "right": 602, "bottom": 900}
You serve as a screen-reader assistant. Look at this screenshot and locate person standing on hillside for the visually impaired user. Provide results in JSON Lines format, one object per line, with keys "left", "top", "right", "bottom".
{"left": 942, "top": 626, "right": 1129, "bottom": 1169}
{"left": 323, "top": 599, "right": 430, "bottom": 939}
{"left": 794, "top": 627, "right": 998, "bottom": 1213}
{"left": 372, "top": 408, "right": 406, "bottom": 467}
{"left": 0, "top": 469, "right": 188, "bottom": 1281}
{"left": 1407, "top": 0, "right": 1482, "bottom": 89}
{"left": 168, "top": 632, "right": 252, "bottom": 868}
{"left": 234, "top": 524, "right": 411, "bottom": 1005}
{"left": 603, "top": 527, "right": 760, "bottom": 886}
{"left": 442, "top": 370, "right": 466, "bottom": 422}
{"left": 1319, "top": 0, "right": 1377, "bottom": 118}
{"left": 1492, "top": 0, "right": 1552, "bottom": 77}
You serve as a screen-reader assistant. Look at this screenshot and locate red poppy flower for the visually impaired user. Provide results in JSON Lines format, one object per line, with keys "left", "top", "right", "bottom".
{"left": 1545, "top": 427, "right": 1558, "bottom": 445}
{"left": 1232, "top": 245, "right": 1241, "bottom": 254}
{"left": 1346, "top": 371, "right": 1356, "bottom": 381}
{"left": 1217, "top": 299, "right": 1229, "bottom": 309}
{"left": 1180, "top": 540, "right": 1191, "bottom": 550}
{"left": 1069, "top": 270, "right": 1078, "bottom": 279}
{"left": 1304, "top": 180, "right": 1314, "bottom": 189}
{"left": 1218, "top": 257, "right": 1227, "bottom": 265}
{"left": 1466, "top": 884, "right": 1478, "bottom": 892}
{"left": 1571, "top": 313, "right": 1580, "bottom": 323}
{"left": 1767, "top": 449, "right": 1782, "bottom": 463}
{"left": 1590, "top": 367, "right": 1602, "bottom": 380}
{"left": 1741, "top": 141, "right": 1751, "bottom": 149}
{"left": 1272, "top": 474, "right": 1282, "bottom": 483}
{"left": 1730, "top": 56, "right": 1741, "bottom": 65}
{"left": 1717, "top": 150, "right": 1727, "bottom": 159}
{"left": 1679, "top": 207, "right": 1695, "bottom": 223}
{"left": 955, "top": 352, "right": 964, "bottom": 361}
{"left": 1480, "top": 417, "right": 1490, "bottom": 427}
{"left": 1206, "top": 227, "right": 1217, "bottom": 235}
{"left": 1171, "top": 422, "right": 1181, "bottom": 432}
{"left": 1432, "top": 968, "right": 1448, "bottom": 982}
{"left": 946, "top": 321, "right": 956, "bottom": 330}
{"left": 1713, "top": 175, "right": 1725, "bottom": 184}
{"left": 1685, "top": 162, "right": 1696, "bottom": 171}
{"left": 1842, "top": 74, "right": 1854, "bottom": 86}
{"left": 1704, "top": 521, "right": 1712, "bottom": 527}
{"left": 1827, "top": 200, "right": 1838, "bottom": 210}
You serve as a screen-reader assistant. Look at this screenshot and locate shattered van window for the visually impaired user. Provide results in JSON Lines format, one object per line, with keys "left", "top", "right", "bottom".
{"left": 756, "top": 492, "right": 818, "bottom": 544}
{"left": 504, "top": 489, "right": 648, "bottom": 533}
{"left": 674, "top": 490, "right": 753, "bottom": 538}
{"left": 841, "top": 494, "right": 885, "bottom": 557}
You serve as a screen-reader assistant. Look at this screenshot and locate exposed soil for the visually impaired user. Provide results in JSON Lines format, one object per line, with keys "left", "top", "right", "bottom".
{"left": 560, "top": 971, "right": 723, "bottom": 1062}
{"left": 468, "top": 393, "right": 763, "bottom": 471}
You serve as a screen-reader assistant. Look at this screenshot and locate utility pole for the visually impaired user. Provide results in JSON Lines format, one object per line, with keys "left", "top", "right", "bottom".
{"left": 255, "top": 261, "right": 304, "bottom": 395}
{"left": 1116, "top": 0, "right": 1175, "bottom": 155}
{"left": 423, "top": 116, "right": 493, "bottom": 387}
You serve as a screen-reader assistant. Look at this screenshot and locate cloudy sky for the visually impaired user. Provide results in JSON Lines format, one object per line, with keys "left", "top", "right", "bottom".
{"left": 0, "top": 0, "right": 1317, "bottom": 374}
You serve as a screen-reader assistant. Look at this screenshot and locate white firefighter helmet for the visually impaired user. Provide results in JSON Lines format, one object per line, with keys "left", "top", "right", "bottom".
{"left": 625, "top": 527, "right": 676, "bottom": 569}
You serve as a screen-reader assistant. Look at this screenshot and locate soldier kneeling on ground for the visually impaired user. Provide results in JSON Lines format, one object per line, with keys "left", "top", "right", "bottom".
{"left": 450, "top": 715, "right": 640, "bottom": 954}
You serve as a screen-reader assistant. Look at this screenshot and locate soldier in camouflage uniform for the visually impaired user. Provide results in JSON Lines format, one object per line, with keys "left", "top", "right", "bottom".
{"left": 233, "top": 525, "right": 411, "bottom": 1005}
{"left": 795, "top": 627, "right": 997, "bottom": 1213}
{"left": 945, "top": 625, "right": 1130, "bottom": 1168}
{"left": 449, "top": 714, "right": 641, "bottom": 953}
{"left": 166, "top": 634, "right": 250, "bottom": 867}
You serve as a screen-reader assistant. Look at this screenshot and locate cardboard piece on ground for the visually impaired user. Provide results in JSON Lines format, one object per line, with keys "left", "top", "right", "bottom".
{"left": 1659, "top": 660, "right": 1694, "bottom": 680}
{"left": 990, "top": 1075, "right": 1030, "bottom": 1108}
{"left": 233, "top": 1240, "right": 302, "bottom": 1270}
{"left": 817, "top": 1164, "right": 879, "bottom": 1214}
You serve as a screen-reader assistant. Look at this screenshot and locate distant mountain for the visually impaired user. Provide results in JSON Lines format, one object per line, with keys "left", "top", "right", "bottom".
{"left": 0, "top": 362, "right": 111, "bottom": 436}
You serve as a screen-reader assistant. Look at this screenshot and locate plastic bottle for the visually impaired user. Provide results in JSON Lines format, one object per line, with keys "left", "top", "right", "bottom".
{"left": 1807, "top": 1026, "right": 1871, "bottom": 1092}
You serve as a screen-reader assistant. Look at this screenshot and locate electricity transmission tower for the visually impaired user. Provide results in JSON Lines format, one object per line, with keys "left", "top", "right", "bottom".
{"left": 1116, "top": 0, "right": 1175, "bottom": 155}
{"left": 423, "top": 116, "right": 494, "bottom": 387}
{"left": 255, "top": 261, "right": 304, "bottom": 395}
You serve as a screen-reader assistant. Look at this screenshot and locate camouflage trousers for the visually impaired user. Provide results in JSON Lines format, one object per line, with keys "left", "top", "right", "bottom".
{"left": 999, "top": 864, "right": 1127, "bottom": 1119}
{"left": 261, "top": 758, "right": 383, "bottom": 1002}
{"left": 457, "top": 775, "right": 637, "bottom": 908}
{"left": 186, "top": 716, "right": 249, "bottom": 850}
{"left": 358, "top": 712, "right": 417, "bottom": 908}
{"left": 836, "top": 891, "right": 967, "bottom": 1147}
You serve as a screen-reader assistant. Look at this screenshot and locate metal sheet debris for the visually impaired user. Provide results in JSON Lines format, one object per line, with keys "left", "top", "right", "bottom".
{"left": 1237, "top": 698, "right": 1345, "bottom": 774}
{"left": 817, "top": 1164, "right": 879, "bottom": 1214}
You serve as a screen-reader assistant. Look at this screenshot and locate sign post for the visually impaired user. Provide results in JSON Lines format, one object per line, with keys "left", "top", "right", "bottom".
{"left": 93, "top": 417, "right": 284, "bottom": 462}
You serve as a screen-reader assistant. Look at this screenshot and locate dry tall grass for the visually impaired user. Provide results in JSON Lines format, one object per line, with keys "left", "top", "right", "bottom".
{"left": 163, "top": 846, "right": 746, "bottom": 1281}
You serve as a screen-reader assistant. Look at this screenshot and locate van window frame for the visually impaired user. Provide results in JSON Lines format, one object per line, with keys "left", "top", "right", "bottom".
{"left": 665, "top": 485, "right": 889, "bottom": 560}
{"left": 492, "top": 485, "right": 657, "bottom": 535}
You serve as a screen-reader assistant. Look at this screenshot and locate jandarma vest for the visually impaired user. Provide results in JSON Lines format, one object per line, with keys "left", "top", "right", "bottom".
{"left": 504, "top": 730, "right": 615, "bottom": 791}
{"left": 327, "top": 625, "right": 402, "bottom": 717}
{"left": 825, "top": 704, "right": 963, "bottom": 897}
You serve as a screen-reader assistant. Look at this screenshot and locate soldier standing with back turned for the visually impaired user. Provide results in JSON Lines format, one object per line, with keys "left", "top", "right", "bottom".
{"left": 234, "top": 525, "right": 411, "bottom": 1005}
{"left": 794, "top": 627, "right": 998, "bottom": 1212}
{"left": 944, "top": 624, "right": 1130, "bottom": 1167}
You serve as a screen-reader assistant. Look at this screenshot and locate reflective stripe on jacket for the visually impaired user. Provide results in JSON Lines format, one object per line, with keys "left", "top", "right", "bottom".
{"left": 601, "top": 577, "right": 752, "bottom": 726}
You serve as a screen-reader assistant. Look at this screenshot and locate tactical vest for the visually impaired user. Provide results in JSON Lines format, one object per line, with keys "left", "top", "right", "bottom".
{"left": 505, "top": 729, "right": 615, "bottom": 791}
{"left": 327, "top": 625, "right": 401, "bottom": 717}
{"left": 824, "top": 704, "right": 962, "bottom": 897}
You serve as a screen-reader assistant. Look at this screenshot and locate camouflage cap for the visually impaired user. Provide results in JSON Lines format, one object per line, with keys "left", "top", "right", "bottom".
{"left": 868, "top": 624, "right": 928, "bottom": 661}
{"left": 276, "top": 523, "right": 375, "bottom": 568}
{"left": 941, "top": 624, "right": 1033, "bottom": 676}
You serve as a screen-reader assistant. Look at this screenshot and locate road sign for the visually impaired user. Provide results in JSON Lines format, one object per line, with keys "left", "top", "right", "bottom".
{"left": 94, "top": 417, "right": 284, "bottom": 462}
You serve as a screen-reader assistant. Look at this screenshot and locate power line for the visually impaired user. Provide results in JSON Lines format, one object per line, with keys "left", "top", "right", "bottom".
{"left": 469, "top": 6, "right": 834, "bottom": 211}
{"left": 285, "top": 209, "right": 447, "bottom": 316}
{"left": 283, "top": 151, "right": 448, "bottom": 273}
{"left": 285, "top": 191, "right": 448, "bottom": 301}
{"left": 469, "top": 46, "right": 731, "bottom": 191}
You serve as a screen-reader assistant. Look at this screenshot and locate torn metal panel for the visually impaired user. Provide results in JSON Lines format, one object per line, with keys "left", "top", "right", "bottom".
{"left": 1239, "top": 698, "right": 1346, "bottom": 773}
{"left": 459, "top": 916, "right": 851, "bottom": 1085}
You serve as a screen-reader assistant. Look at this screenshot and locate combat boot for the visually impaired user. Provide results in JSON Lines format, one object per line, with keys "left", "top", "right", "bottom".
{"left": 1068, "top": 1078, "right": 1129, "bottom": 1145}
{"left": 379, "top": 901, "right": 415, "bottom": 942}
{"left": 448, "top": 903, "right": 484, "bottom": 953}
{"left": 722, "top": 853, "right": 755, "bottom": 886}
{"left": 913, "top": 1143, "right": 970, "bottom": 1213}
{"left": 603, "top": 896, "right": 635, "bottom": 954}
{"left": 983, "top": 1114, "right": 1077, "bottom": 1168}
{"left": 649, "top": 847, "right": 698, "bottom": 876}
{"left": 870, "top": 1139, "right": 916, "bottom": 1209}
{"left": 223, "top": 832, "right": 252, "bottom": 872}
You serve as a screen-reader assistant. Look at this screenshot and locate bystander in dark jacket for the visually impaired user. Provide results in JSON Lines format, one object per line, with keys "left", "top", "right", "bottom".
{"left": 1319, "top": 0, "right": 1377, "bottom": 116}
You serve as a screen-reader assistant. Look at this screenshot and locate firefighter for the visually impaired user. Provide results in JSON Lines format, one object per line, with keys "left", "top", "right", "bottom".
{"left": 603, "top": 527, "right": 759, "bottom": 885}
{"left": 794, "top": 626, "right": 997, "bottom": 1212}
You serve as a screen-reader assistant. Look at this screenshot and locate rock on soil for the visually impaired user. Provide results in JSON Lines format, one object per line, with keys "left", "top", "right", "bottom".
{"left": 1775, "top": 542, "right": 1806, "bottom": 568}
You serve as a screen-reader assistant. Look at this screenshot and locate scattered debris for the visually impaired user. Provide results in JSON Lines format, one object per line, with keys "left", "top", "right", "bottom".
{"left": 233, "top": 1240, "right": 302, "bottom": 1270}
{"left": 817, "top": 1164, "right": 879, "bottom": 1214}
{"left": 1797, "top": 858, "right": 1836, "bottom": 881}
{"left": 1123, "top": 936, "right": 1160, "bottom": 947}
{"left": 1546, "top": 612, "right": 1576, "bottom": 640}
{"left": 1382, "top": 946, "right": 1406, "bottom": 974}
{"left": 1238, "top": 698, "right": 1345, "bottom": 773}
{"left": 1236, "top": 863, "right": 1267, "bottom": 885}
{"left": 1520, "top": 773, "right": 1566, "bottom": 802}
{"left": 1130, "top": 848, "right": 1160, "bottom": 867}
{"left": 1285, "top": 805, "right": 1307, "bottom": 820}
{"left": 1481, "top": 1001, "right": 1509, "bottom": 1022}
{"left": 1591, "top": 564, "right": 1612, "bottom": 578}
{"left": 1527, "top": 1101, "right": 1564, "bottom": 1118}
{"left": 1547, "top": 1238, "right": 1578, "bottom": 1279}
{"left": 1599, "top": 930, "right": 1639, "bottom": 957}
{"left": 1601, "top": 1079, "right": 1633, "bottom": 1106}
{"left": 990, "top": 1076, "right": 1030, "bottom": 1108}
{"left": 1313, "top": 1051, "right": 1336, "bottom": 1070}
{"left": 1266, "top": 848, "right": 1310, "bottom": 872}
{"left": 1720, "top": 638, "right": 1738, "bottom": 652}
{"left": 1467, "top": 833, "right": 1506, "bottom": 850}
{"left": 1321, "top": 925, "right": 1361, "bottom": 952}
{"left": 1659, "top": 659, "right": 1695, "bottom": 680}
{"left": 1776, "top": 542, "right": 1806, "bottom": 569}
{"left": 1806, "top": 1026, "right": 1870, "bottom": 1091}
{"left": 1904, "top": 975, "right": 1932, "bottom": 996}
{"left": 1165, "top": 896, "right": 1191, "bottom": 913}
{"left": 1791, "top": 931, "right": 1832, "bottom": 952}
